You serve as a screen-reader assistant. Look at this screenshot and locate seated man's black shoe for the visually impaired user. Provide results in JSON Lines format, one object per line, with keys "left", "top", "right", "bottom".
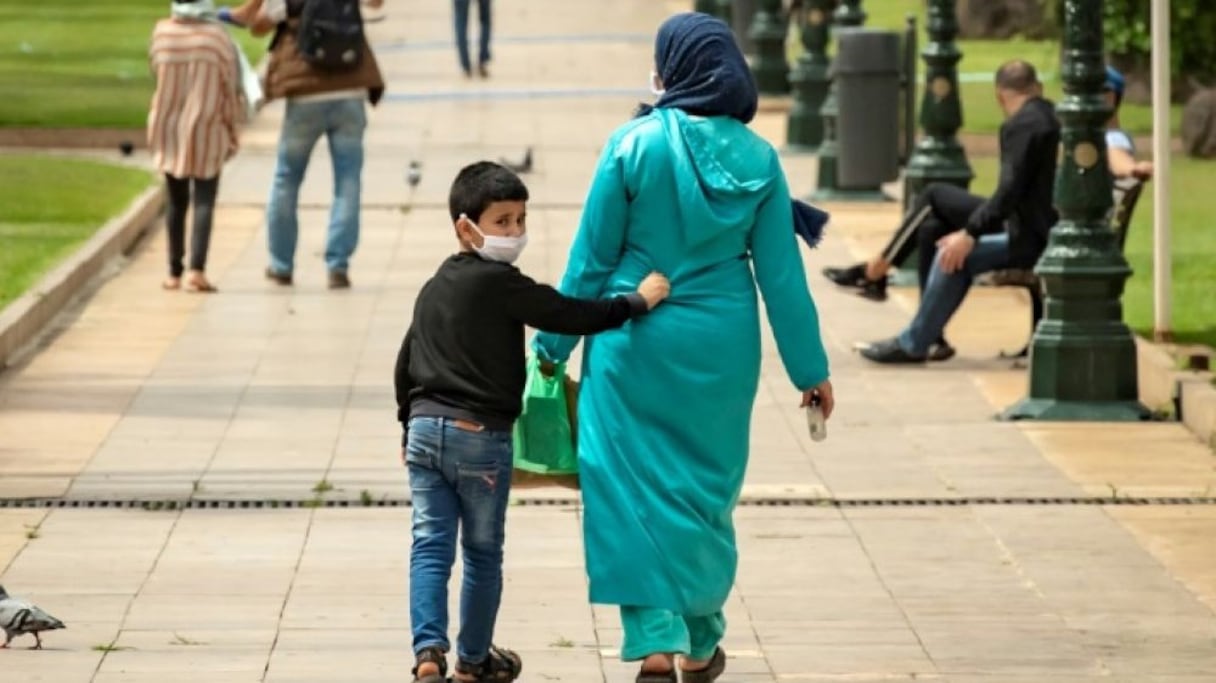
{"left": 859, "top": 338, "right": 927, "bottom": 364}
{"left": 858, "top": 277, "right": 888, "bottom": 302}
{"left": 822, "top": 263, "right": 867, "bottom": 287}
{"left": 928, "top": 337, "right": 956, "bottom": 362}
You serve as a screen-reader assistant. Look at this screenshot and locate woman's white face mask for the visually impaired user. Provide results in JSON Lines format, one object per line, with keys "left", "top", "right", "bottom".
{"left": 649, "top": 70, "right": 666, "bottom": 97}
{"left": 462, "top": 214, "right": 528, "bottom": 265}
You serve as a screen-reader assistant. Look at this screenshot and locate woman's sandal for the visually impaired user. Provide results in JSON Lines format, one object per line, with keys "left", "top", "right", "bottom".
{"left": 681, "top": 647, "right": 727, "bottom": 683}
{"left": 184, "top": 272, "right": 217, "bottom": 293}
{"left": 411, "top": 646, "right": 447, "bottom": 683}
{"left": 455, "top": 645, "right": 522, "bottom": 682}
{"left": 162, "top": 277, "right": 181, "bottom": 291}
{"left": 635, "top": 653, "right": 677, "bottom": 683}
{"left": 635, "top": 669, "right": 677, "bottom": 683}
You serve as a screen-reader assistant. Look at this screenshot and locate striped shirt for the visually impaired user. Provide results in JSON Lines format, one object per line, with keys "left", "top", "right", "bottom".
{"left": 147, "top": 19, "right": 241, "bottom": 180}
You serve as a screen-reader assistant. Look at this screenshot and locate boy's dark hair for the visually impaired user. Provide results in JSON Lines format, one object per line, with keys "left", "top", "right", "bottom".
{"left": 994, "top": 59, "right": 1039, "bottom": 93}
{"left": 448, "top": 162, "right": 529, "bottom": 223}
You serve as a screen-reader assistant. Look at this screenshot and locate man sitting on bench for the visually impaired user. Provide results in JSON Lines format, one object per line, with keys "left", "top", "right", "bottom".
{"left": 853, "top": 60, "right": 1060, "bottom": 364}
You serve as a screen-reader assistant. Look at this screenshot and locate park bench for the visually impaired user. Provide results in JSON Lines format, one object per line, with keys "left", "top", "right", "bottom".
{"left": 985, "top": 176, "right": 1146, "bottom": 358}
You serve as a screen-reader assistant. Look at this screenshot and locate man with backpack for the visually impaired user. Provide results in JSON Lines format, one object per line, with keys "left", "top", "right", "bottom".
{"left": 246, "top": 0, "right": 385, "bottom": 289}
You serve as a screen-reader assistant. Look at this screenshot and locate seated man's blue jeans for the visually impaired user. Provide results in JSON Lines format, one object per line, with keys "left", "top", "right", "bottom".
{"left": 406, "top": 416, "right": 513, "bottom": 666}
{"left": 453, "top": 0, "right": 492, "bottom": 72}
{"left": 898, "top": 233, "right": 1012, "bottom": 356}
{"left": 266, "top": 97, "right": 365, "bottom": 276}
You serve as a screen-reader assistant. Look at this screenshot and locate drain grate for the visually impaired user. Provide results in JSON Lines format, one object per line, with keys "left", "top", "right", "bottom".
{"left": 1, "top": 496, "right": 1214, "bottom": 510}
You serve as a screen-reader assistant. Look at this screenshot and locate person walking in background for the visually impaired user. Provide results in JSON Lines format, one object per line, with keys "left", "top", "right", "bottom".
{"left": 148, "top": 0, "right": 244, "bottom": 293}
{"left": 245, "top": 0, "right": 385, "bottom": 289}
{"left": 532, "top": 14, "right": 833, "bottom": 682}
{"left": 453, "top": 0, "right": 492, "bottom": 78}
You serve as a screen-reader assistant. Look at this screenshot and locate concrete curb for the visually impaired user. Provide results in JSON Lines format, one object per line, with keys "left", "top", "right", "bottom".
{"left": 1137, "top": 338, "right": 1216, "bottom": 448}
{"left": 0, "top": 185, "right": 165, "bottom": 370}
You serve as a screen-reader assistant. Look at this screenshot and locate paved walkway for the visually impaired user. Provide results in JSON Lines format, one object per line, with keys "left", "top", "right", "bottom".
{"left": 3, "top": 1, "right": 1216, "bottom": 681}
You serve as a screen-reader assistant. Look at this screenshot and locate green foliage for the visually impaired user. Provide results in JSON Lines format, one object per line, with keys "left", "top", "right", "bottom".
{"left": 0, "top": 0, "right": 265, "bottom": 128}
{"left": 0, "top": 155, "right": 153, "bottom": 310}
{"left": 1099, "top": 0, "right": 1216, "bottom": 84}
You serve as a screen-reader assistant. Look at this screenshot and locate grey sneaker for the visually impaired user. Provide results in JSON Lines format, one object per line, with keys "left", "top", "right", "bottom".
{"left": 264, "top": 267, "right": 292, "bottom": 286}
{"left": 327, "top": 271, "right": 351, "bottom": 289}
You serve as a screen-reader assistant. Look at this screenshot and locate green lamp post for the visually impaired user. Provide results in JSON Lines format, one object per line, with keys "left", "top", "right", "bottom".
{"left": 694, "top": 0, "right": 718, "bottom": 17}
{"left": 716, "top": 0, "right": 733, "bottom": 24}
{"left": 786, "top": 0, "right": 833, "bottom": 150}
{"left": 1003, "top": 0, "right": 1148, "bottom": 422}
{"left": 904, "top": 0, "right": 974, "bottom": 199}
{"left": 808, "top": 0, "right": 866, "bottom": 200}
{"left": 749, "top": 0, "right": 790, "bottom": 95}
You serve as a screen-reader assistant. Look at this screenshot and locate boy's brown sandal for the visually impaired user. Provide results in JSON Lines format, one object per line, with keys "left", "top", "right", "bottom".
{"left": 455, "top": 645, "right": 522, "bottom": 682}
{"left": 411, "top": 646, "right": 447, "bottom": 683}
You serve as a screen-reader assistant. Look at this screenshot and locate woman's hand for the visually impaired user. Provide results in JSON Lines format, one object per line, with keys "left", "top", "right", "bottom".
{"left": 637, "top": 272, "right": 671, "bottom": 310}
{"left": 800, "top": 379, "right": 834, "bottom": 420}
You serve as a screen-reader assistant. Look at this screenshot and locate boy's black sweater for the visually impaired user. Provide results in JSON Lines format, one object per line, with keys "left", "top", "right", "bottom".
{"left": 394, "top": 252, "right": 648, "bottom": 433}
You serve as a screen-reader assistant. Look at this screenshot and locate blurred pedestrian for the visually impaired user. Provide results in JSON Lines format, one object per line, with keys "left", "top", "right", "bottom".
{"left": 148, "top": 0, "right": 245, "bottom": 292}
{"left": 454, "top": 0, "right": 492, "bottom": 78}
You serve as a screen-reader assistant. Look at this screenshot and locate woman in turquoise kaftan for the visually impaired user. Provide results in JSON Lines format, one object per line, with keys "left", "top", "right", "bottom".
{"left": 532, "top": 13, "right": 832, "bottom": 681}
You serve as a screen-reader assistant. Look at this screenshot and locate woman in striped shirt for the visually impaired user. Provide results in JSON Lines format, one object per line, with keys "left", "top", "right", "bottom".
{"left": 148, "top": 0, "right": 243, "bottom": 293}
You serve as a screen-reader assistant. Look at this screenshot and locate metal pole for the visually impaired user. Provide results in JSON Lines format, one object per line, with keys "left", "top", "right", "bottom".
{"left": 1004, "top": 0, "right": 1147, "bottom": 422}
{"left": 786, "top": 0, "right": 833, "bottom": 150}
{"left": 1151, "top": 0, "right": 1172, "bottom": 341}
{"left": 749, "top": 0, "right": 791, "bottom": 95}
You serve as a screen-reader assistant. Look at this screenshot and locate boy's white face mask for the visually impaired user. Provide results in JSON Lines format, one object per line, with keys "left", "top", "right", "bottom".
{"left": 463, "top": 214, "right": 528, "bottom": 265}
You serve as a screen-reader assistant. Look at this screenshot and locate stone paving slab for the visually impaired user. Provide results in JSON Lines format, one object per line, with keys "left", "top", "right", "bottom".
{"left": 4, "top": 507, "right": 1216, "bottom": 681}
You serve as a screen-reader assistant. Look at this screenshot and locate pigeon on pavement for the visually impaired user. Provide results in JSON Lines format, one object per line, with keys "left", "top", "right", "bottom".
{"left": 0, "top": 585, "right": 65, "bottom": 650}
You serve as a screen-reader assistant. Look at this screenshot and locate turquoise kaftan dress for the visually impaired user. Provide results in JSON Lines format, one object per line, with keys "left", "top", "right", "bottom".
{"left": 533, "top": 108, "right": 829, "bottom": 618}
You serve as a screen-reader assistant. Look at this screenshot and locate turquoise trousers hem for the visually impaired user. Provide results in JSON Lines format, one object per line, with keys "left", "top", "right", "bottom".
{"left": 619, "top": 606, "right": 725, "bottom": 662}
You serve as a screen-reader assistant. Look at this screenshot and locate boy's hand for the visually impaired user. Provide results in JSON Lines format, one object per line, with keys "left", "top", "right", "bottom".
{"left": 637, "top": 272, "right": 671, "bottom": 310}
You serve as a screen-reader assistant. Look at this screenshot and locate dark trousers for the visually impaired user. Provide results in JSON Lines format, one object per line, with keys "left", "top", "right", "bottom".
{"left": 453, "top": 0, "right": 492, "bottom": 72}
{"left": 880, "top": 183, "right": 986, "bottom": 292}
{"left": 165, "top": 174, "right": 219, "bottom": 277}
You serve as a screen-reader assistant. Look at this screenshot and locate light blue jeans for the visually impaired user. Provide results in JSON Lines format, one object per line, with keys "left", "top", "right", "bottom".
{"left": 898, "top": 233, "right": 1012, "bottom": 356}
{"left": 266, "top": 97, "right": 365, "bottom": 276}
{"left": 453, "top": 0, "right": 492, "bottom": 72}
{"left": 406, "top": 417, "right": 513, "bottom": 666}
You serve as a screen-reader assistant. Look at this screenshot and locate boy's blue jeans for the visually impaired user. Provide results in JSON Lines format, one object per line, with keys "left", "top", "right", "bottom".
{"left": 406, "top": 416, "right": 513, "bottom": 665}
{"left": 266, "top": 97, "right": 365, "bottom": 276}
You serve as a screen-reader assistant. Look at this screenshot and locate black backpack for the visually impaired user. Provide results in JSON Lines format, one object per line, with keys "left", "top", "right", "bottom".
{"left": 294, "top": 0, "right": 364, "bottom": 71}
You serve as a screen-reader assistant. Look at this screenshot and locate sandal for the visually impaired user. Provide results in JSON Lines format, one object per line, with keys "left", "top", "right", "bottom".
{"left": 636, "top": 669, "right": 677, "bottom": 683}
{"left": 456, "top": 645, "right": 522, "bottom": 682}
{"left": 411, "top": 646, "right": 447, "bottom": 683}
{"left": 162, "top": 277, "right": 181, "bottom": 291}
{"left": 184, "top": 272, "right": 217, "bottom": 293}
{"left": 681, "top": 647, "right": 726, "bottom": 683}
{"left": 636, "top": 654, "right": 677, "bottom": 683}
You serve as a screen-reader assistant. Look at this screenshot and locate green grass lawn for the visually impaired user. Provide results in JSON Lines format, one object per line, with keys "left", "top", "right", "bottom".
{"left": 0, "top": 155, "right": 154, "bottom": 310}
{"left": 968, "top": 156, "right": 1216, "bottom": 348}
{"left": 0, "top": 0, "right": 266, "bottom": 128}
{"left": 798, "top": 0, "right": 1182, "bottom": 136}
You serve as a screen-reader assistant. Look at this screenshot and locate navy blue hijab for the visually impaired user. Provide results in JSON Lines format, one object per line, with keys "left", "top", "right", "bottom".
{"left": 637, "top": 12, "right": 758, "bottom": 123}
{"left": 634, "top": 13, "right": 828, "bottom": 248}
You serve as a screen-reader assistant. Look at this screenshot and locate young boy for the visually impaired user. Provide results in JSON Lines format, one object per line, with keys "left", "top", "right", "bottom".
{"left": 394, "top": 161, "right": 670, "bottom": 683}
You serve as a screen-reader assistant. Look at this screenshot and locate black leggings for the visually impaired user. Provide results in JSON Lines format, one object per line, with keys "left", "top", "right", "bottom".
{"left": 880, "top": 183, "right": 987, "bottom": 292}
{"left": 164, "top": 174, "right": 219, "bottom": 277}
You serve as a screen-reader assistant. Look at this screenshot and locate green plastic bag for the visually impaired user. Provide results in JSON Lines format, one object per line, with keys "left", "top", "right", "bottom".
{"left": 512, "top": 355, "right": 579, "bottom": 476}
